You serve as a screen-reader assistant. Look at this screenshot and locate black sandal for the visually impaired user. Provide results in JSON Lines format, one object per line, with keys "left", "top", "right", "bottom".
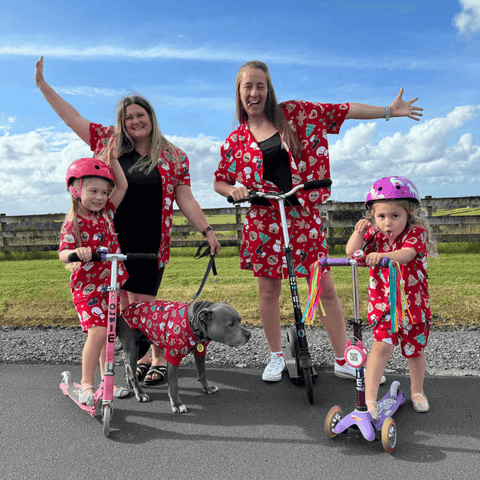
{"left": 136, "top": 363, "right": 151, "bottom": 382}
{"left": 144, "top": 365, "right": 167, "bottom": 386}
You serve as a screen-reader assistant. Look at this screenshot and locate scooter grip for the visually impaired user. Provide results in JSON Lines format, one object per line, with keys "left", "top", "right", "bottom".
{"left": 319, "top": 257, "right": 350, "bottom": 267}
{"left": 379, "top": 257, "right": 390, "bottom": 268}
{"left": 67, "top": 252, "right": 104, "bottom": 262}
{"left": 303, "top": 179, "right": 332, "bottom": 190}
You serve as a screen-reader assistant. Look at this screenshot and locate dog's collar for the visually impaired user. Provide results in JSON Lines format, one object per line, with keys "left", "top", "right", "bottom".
{"left": 190, "top": 311, "right": 209, "bottom": 343}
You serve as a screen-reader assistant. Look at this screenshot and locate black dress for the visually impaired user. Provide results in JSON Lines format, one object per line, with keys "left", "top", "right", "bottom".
{"left": 114, "top": 150, "right": 164, "bottom": 296}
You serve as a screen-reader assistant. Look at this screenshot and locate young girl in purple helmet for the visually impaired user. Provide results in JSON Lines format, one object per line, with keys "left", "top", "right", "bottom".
{"left": 59, "top": 143, "right": 129, "bottom": 406}
{"left": 346, "top": 176, "right": 437, "bottom": 420}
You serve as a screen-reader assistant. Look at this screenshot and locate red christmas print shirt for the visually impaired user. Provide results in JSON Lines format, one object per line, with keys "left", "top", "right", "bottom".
{"left": 59, "top": 198, "right": 128, "bottom": 305}
{"left": 363, "top": 226, "right": 432, "bottom": 327}
{"left": 122, "top": 300, "right": 209, "bottom": 366}
{"left": 89, "top": 122, "right": 191, "bottom": 268}
{"left": 214, "top": 100, "right": 349, "bottom": 210}
{"left": 214, "top": 100, "right": 349, "bottom": 279}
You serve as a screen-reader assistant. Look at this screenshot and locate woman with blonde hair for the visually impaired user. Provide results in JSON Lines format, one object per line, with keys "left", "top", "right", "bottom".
{"left": 35, "top": 56, "right": 221, "bottom": 385}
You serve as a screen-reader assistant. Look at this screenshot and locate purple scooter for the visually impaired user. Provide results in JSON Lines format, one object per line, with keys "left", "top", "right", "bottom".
{"left": 322, "top": 252, "right": 405, "bottom": 453}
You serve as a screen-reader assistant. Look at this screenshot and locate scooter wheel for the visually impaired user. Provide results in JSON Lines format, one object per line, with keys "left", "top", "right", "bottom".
{"left": 389, "top": 380, "right": 400, "bottom": 398}
{"left": 103, "top": 404, "right": 112, "bottom": 437}
{"left": 324, "top": 406, "right": 342, "bottom": 438}
{"left": 381, "top": 417, "right": 397, "bottom": 453}
{"left": 303, "top": 367, "right": 314, "bottom": 404}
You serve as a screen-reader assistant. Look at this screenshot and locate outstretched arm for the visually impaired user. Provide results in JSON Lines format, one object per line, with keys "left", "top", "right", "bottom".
{"left": 35, "top": 56, "right": 91, "bottom": 144}
{"left": 346, "top": 88, "right": 423, "bottom": 121}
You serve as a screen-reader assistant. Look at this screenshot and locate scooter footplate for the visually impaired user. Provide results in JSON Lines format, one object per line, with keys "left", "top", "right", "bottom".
{"left": 59, "top": 381, "right": 99, "bottom": 418}
{"left": 372, "top": 388, "right": 406, "bottom": 430}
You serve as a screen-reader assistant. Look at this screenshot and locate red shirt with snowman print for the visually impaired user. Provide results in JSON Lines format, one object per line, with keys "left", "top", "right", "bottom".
{"left": 59, "top": 198, "right": 128, "bottom": 305}
{"left": 363, "top": 225, "right": 432, "bottom": 327}
{"left": 121, "top": 300, "right": 209, "bottom": 366}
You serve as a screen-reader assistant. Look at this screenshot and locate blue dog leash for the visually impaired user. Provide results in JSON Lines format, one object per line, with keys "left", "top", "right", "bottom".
{"left": 188, "top": 243, "right": 218, "bottom": 304}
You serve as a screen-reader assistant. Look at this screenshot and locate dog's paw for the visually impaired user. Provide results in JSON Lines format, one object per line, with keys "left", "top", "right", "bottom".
{"left": 171, "top": 403, "right": 188, "bottom": 414}
{"left": 136, "top": 393, "right": 151, "bottom": 403}
{"left": 203, "top": 385, "right": 220, "bottom": 395}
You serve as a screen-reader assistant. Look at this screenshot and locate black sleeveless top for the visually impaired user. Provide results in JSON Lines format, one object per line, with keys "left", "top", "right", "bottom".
{"left": 253, "top": 132, "right": 300, "bottom": 206}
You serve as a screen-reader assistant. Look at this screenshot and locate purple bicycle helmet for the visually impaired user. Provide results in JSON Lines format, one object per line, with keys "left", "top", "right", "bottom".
{"left": 365, "top": 176, "right": 420, "bottom": 208}
{"left": 66, "top": 158, "right": 115, "bottom": 199}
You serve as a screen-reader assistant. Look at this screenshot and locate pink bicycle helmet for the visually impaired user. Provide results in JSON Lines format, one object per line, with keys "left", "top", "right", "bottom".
{"left": 365, "top": 176, "right": 420, "bottom": 207}
{"left": 66, "top": 158, "right": 115, "bottom": 198}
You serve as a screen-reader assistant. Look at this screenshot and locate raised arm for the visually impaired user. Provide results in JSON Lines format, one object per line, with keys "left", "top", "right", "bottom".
{"left": 106, "top": 137, "right": 128, "bottom": 209}
{"left": 346, "top": 88, "right": 423, "bottom": 122}
{"left": 34, "top": 56, "right": 91, "bottom": 144}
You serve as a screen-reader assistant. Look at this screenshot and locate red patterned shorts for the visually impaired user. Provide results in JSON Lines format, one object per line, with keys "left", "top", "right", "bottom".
{"left": 75, "top": 293, "right": 109, "bottom": 332}
{"left": 373, "top": 318, "right": 431, "bottom": 358}
{"left": 240, "top": 205, "right": 329, "bottom": 279}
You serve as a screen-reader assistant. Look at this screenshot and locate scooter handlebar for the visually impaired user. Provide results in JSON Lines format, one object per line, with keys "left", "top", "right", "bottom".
{"left": 67, "top": 252, "right": 158, "bottom": 262}
{"left": 319, "top": 256, "right": 390, "bottom": 268}
{"left": 227, "top": 178, "right": 332, "bottom": 204}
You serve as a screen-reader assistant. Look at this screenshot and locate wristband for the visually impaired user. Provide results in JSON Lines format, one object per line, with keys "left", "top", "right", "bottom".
{"left": 202, "top": 226, "right": 214, "bottom": 237}
{"left": 384, "top": 106, "right": 390, "bottom": 121}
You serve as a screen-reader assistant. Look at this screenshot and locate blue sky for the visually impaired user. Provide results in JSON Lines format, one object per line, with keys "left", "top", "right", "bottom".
{"left": 1, "top": 0, "right": 479, "bottom": 215}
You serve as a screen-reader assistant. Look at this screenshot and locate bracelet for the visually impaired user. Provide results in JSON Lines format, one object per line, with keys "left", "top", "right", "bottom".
{"left": 202, "top": 226, "right": 214, "bottom": 237}
{"left": 384, "top": 106, "right": 390, "bottom": 121}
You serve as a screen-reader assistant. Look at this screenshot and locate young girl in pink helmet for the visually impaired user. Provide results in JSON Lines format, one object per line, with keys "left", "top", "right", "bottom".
{"left": 346, "top": 176, "right": 437, "bottom": 420}
{"left": 59, "top": 141, "right": 129, "bottom": 406}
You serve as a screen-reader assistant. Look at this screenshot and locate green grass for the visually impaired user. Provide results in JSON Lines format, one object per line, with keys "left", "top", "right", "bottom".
{"left": 1, "top": 245, "right": 479, "bottom": 329}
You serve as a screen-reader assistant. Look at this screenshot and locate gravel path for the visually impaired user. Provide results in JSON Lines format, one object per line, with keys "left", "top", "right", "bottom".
{"left": 1, "top": 326, "right": 479, "bottom": 377}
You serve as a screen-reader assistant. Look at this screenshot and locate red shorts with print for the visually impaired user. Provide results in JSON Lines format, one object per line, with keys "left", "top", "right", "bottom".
{"left": 75, "top": 293, "right": 109, "bottom": 333}
{"left": 373, "top": 318, "right": 431, "bottom": 358}
{"left": 240, "top": 205, "right": 329, "bottom": 279}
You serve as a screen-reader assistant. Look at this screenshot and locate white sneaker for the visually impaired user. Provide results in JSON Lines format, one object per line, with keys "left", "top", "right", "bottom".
{"left": 334, "top": 362, "right": 386, "bottom": 385}
{"left": 262, "top": 353, "right": 285, "bottom": 382}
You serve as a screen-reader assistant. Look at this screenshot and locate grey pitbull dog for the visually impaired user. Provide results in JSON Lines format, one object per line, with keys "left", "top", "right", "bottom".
{"left": 117, "top": 300, "right": 251, "bottom": 413}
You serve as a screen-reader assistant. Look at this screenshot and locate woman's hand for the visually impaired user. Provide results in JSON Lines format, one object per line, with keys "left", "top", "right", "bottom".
{"left": 228, "top": 185, "right": 249, "bottom": 201}
{"left": 34, "top": 56, "right": 45, "bottom": 87}
{"left": 390, "top": 87, "right": 423, "bottom": 121}
{"left": 205, "top": 230, "right": 221, "bottom": 256}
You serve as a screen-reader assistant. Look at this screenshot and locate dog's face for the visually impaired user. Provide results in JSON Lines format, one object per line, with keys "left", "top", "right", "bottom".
{"left": 195, "top": 302, "right": 251, "bottom": 347}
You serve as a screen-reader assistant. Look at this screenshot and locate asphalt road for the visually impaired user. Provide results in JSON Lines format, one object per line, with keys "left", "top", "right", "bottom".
{"left": 1, "top": 364, "right": 479, "bottom": 480}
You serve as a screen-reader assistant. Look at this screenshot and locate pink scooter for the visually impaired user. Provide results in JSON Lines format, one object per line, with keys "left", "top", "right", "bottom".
{"left": 322, "top": 252, "right": 405, "bottom": 453}
{"left": 60, "top": 249, "right": 157, "bottom": 437}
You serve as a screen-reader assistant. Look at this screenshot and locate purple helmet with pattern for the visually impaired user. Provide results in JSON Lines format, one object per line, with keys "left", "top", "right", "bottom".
{"left": 365, "top": 176, "right": 420, "bottom": 208}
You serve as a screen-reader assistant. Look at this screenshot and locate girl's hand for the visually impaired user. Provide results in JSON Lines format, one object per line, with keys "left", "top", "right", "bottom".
{"left": 365, "top": 252, "right": 387, "bottom": 267}
{"left": 355, "top": 219, "right": 372, "bottom": 235}
{"left": 390, "top": 87, "right": 423, "bottom": 121}
{"left": 104, "top": 135, "right": 119, "bottom": 166}
{"left": 75, "top": 247, "right": 92, "bottom": 262}
{"left": 34, "top": 56, "right": 45, "bottom": 87}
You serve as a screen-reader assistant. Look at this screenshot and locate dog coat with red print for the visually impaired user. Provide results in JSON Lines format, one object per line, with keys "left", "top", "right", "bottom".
{"left": 122, "top": 300, "right": 209, "bottom": 366}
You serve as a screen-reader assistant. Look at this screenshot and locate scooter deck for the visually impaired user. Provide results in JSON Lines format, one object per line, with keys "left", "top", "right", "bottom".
{"left": 334, "top": 385, "right": 406, "bottom": 441}
{"left": 59, "top": 374, "right": 102, "bottom": 418}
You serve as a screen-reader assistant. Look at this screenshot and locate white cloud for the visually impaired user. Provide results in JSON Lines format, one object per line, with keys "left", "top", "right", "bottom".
{"left": 454, "top": 0, "right": 480, "bottom": 34}
{"left": 330, "top": 105, "right": 480, "bottom": 199}
{"left": 1, "top": 106, "right": 479, "bottom": 215}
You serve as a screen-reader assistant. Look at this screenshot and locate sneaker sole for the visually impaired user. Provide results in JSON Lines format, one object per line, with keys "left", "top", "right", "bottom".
{"left": 262, "top": 374, "right": 283, "bottom": 382}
